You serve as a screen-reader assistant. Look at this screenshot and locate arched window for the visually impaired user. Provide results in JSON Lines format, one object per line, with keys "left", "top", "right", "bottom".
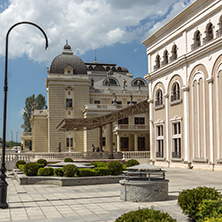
{"left": 170, "top": 45, "right": 177, "bottom": 62}
{"left": 191, "top": 30, "right": 201, "bottom": 50}
{"left": 133, "top": 79, "right": 146, "bottom": 87}
{"left": 162, "top": 50, "right": 168, "bottom": 66}
{"left": 155, "top": 89, "right": 163, "bottom": 107}
{"left": 154, "top": 55, "right": 160, "bottom": 70}
{"left": 104, "top": 78, "right": 118, "bottom": 86}
{"left": 216, "top": 16, "right": 222, "bottom": 37}
{"left": 171, "top": 82, "right": 180, "bottom": 102}
{"left": 203, "top": 23, "right": 213, "bottom": 44}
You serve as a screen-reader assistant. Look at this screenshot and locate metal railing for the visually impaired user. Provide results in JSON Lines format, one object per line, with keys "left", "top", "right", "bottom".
{"left": 122, "top": 151, "right": 150, "bottom": 159}
{"left": 156, "top": 152, "right": 164, "bottom": 158}
{"left": 153, "top": 64, "right": 160, "bottom": 71}
{"left": 191, "top": 41, "right": 200, "bottom": 50}
{"left": 216, "top": 28, "right": 222, "bottom": 38}
{"left": 171, "top": 93, "right": 180, "bottom": 102}
{"left": 203, "top": 33, "right": 213, "bottom": 44}
{"left": 172, "top": 152, "right": 181, "bottom": 158}
{"left": 170, "top": 54, "right": 177, "bottom": 62}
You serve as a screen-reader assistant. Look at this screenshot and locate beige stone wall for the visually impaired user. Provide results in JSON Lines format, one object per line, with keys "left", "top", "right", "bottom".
{"left": 32, "top": 117, "right": 48, "bottom": 152}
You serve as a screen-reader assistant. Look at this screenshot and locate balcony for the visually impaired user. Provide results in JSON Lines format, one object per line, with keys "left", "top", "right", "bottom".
{"left": 153, "top": 64, "right": 160, "bottom": 71}
{"left": 21, "top": 132, "right": 32, "bottom": 140}
{"left": 156, "top": 152, "right": 164, "bottom": 158}
{"left": 203, "top": 33, "right": 213, "bottom": 45}
{"left": 113, "top": 124, "right": 149, "bottom": 132}
{"left": 170, "top": 54, "right": 177, "bottom": 62}
{"left": 191, "top": 41, "right": 200, "bottom": 51}
{"left": 216, "top": 28, "right": 222, "bottom": 38}
{"left": 172, "top": 152, "right": 181, "bottom": 158}
{"left": 161, "top": 59, "right": 168, "bottom": 67}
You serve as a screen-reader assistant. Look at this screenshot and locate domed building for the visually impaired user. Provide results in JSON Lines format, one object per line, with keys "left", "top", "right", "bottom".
{"left": 30, "top": 43, "right": 149, "bottom": 154}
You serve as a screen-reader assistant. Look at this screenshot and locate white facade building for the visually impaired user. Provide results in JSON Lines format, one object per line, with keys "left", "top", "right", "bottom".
{"left": 143, "top": 0, "right": 222, "bottom": 170}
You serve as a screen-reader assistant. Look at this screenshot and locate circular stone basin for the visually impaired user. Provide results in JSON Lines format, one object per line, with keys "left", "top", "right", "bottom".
{"left": 120, "top": 179, "right": 169, "bottom": 202}
{"left": 120, "top": 163, "right": 169, "bottom": 202}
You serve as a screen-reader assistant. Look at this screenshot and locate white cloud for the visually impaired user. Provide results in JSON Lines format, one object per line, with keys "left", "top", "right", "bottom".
{"left": 0, "top": 0, "right": 194, "bottom": 64}
{"left": 18, "top": 108, "right": 24, "bottom": 116}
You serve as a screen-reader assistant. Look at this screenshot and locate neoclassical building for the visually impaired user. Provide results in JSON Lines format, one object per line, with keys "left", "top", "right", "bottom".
{"left": 30, "top": 44, "right": 149, "bottom": 153}
{"left": 143, "top": 0, "right": 222, "bottom": 170}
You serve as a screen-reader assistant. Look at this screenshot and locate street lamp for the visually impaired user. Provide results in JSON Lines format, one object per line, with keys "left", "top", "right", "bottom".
{"left": 0, "top": 21, "right": 48, "bottom": 209}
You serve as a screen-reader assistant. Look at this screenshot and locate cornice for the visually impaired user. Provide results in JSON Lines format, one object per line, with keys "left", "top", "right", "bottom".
{"left": 145, "top": 36, "right": 222, "bottom": 82}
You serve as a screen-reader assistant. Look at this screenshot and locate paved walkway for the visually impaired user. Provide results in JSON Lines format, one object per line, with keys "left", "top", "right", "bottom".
{"left": 1, "top": 167, "right": 222, "bottom": 222}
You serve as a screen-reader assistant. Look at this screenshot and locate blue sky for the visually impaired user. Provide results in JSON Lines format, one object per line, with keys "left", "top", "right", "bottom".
{"left": 0, "top": 0, "right": 194, "bottom": 141}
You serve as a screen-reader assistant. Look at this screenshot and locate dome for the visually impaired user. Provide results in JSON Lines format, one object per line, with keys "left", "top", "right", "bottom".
{"left": 49, "top": 44, "right": 87, "bottom": 75}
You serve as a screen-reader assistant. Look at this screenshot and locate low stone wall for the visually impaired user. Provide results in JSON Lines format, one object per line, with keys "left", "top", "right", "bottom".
{"left": 14, "top": 170, "right": 124, "bottom": 186}
{"left": 120, "top": 179, "right": 169, "bottom": 202}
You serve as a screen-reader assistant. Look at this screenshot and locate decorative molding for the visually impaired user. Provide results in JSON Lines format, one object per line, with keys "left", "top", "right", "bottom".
{"left": 163, "top": 93, "right": 169, "bottom": 98}
{"left": 206, "top": 77, "right": 213, "bottom": 84}
{"left": 170, "top": 116, "right": 182, "bottom": 122}
{"left": 148, "top": 99, "right": 153, "bottom": 103}
{"left": 181, "top": 86, "right": 189, "bottom": 92}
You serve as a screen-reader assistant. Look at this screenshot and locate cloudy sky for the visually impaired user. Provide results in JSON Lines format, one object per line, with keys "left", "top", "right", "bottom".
{"left": 0, "top": 0, "right": 194, "bottom": 142}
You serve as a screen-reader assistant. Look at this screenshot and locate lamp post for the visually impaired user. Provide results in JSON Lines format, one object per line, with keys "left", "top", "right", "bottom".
{"left": 0, "top": 21, "right": 48, "bottom": 209}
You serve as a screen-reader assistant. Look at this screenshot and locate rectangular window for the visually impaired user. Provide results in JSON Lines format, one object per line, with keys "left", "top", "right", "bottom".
{"left": 118, "top": 117, "right": 129, "bottom": 124}
{"left": 138, "top": 137, "right": 145, "bottom": 151}
{"left": 102, "top": 137, "right": 106, "bottom": 147}
{"left": 66, "top": 138, "right": 73, "bottom": 147}
{"left": 66, "top": 99, "right": 72, "bottom": 108}
{"left": 172, "top": 122, "right": 181, "bottom": 158}
{"left": 112, "top": 101, "right": 122, "bottom": 105}
{"left": 94, "top": 100, "right": 100, "bottom": 104}
{"left": 120, "top": 137, "right": 129, "bottom": 151}
{"left": 127, "top": 101, "right": 137, "bottom": 105}
{"left": 135, "top": 117, "right": 145, "bottom": 125}
{"left": 156, "top": 125, "right": 164, "bottom": 158}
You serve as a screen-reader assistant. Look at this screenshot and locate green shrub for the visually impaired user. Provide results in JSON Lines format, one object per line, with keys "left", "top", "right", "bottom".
{"left": 23, "top": 162, "right": 39, "bottom": 176}
{"left": 91, "top": 161, "right": 107, "bottom": 168}
{"left": 123, "top": 164, "right": 127, "bottom": 170}
{"left": 178, "top": 186, "right": 221, "bottom": 221}
{"left": 115, "top": 207, "right": 176, "bottom": 222}
{"left": 205, "top": 216, "right": 222, "bottom": 222}
{"left": 37, "top": 163, "right": 45, "bottom": 169}
{"left": 126, "top": 159, "right": 140, "bottom": 167}
{"left": 107, "top": 161, "right": 123, "bottom": 175}
{"left": 198, "top": 199, "right": 222, "bottom": 221}
{"left": 64, "top": 158, "right": 74, "bottom": 162}
{"left": 16, "top": 160, "right": 26, "bottom": 168}
{"left": 37, "top": 167, "right": 54, "bottom": 176}
{"left": 19, "top": 164, "right": 25, "bottom": 172}
{"left": 78, "top": 168, "right": 96, "bottom": 177}
{"left": 62, "top": 164, "right": 77, "bottom": 177}
{"left": 36, "top": 159, "right": 47, "bottom": 166}
{"left": 94, "top": 167, "right": 110, "bottom": 176}
{"left": 54, "top": 168, "right": 64, "bottom": 177}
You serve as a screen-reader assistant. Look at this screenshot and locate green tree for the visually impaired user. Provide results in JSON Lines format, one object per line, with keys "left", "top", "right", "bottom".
{"left": 21, "top": 94, "right": 46, "bottom": 132}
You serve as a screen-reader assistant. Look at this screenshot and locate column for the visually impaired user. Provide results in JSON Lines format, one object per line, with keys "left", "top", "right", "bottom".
{"left": 108, "top": 123, "right": 114, "bottom": 159}
{"left": 164, "top": 93, "right": 169, "bottom": 164}
{"left": 207, "top": 78, "right": 214, "bottom": 163}
{"left": 98, "top": 126, "right": 103, "bottom": 151}
{"left": 134, "top": 134, "right": 138, "bottom": 151}
{"left": 197, "top": 81, "right": 200, "bottom": 157}
{"left": 117, "top": 133, "right": 121, "bottom": 152}
{"left": 216, "top": 74, "right": 220, "bottom": 159}
{"left": 182, "top": 86, "right": 190, "bottom": 162}
{"left": 148, "top": 99, "right": 154, "bottom": 161}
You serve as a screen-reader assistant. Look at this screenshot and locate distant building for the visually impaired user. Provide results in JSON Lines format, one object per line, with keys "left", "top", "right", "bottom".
{"left": 30, "top": 43, "right": 149, "bottom": 153}
{"left": 143, "top": 0, "right": 222, "bottom": 170}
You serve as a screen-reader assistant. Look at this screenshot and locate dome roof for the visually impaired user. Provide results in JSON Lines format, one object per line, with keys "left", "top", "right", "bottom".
{"left": 50, "top": 44, "right": 87, "bottom": 75}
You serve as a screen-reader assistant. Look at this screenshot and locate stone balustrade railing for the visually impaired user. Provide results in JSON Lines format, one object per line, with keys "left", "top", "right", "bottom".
{"left": 122, "top": 151, "right": 150, "bottom": 159}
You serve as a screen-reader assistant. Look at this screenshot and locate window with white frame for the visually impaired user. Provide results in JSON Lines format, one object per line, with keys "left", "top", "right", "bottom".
{"left": 172, "top": 122, "right": 181, "bottom": 158}
{"left": 171, "top": 82, "right": 180, "bottom": 102}
{"left": 155, "top": 89, "right": 163, "bottom": 107}
{"left": 156, "top": 125, "right": 164, "bottom": 158}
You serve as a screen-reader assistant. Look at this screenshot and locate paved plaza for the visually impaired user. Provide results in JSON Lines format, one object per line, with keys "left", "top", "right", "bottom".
{"left": 0, "top": 167, "right": 222, "bottom": 221}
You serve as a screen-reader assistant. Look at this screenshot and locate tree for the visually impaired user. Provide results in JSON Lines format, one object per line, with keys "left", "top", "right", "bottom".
{"left": 21, "top": 94, "right": 46, "bottom": 132}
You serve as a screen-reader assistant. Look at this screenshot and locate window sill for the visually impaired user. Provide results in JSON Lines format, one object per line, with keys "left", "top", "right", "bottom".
{"left": 192, "top": 158, "right": 208, "bottom": 163}
{"left": 156, "top": 157, "right": 165, "bottom": 161}
{"left": 66, "top": 107, "right": 73, "bottom": 110}
{"left": 170, "top": 99, "right": 182, "bottom": 106}
{"left": 171, "top": 158, "right": 183, "bottom": 162}
{"left": 216, "top": 159, "right": 222, "bottom": 164}
{"left": 155, "top": 104, "right": 164, "bottom": 110}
